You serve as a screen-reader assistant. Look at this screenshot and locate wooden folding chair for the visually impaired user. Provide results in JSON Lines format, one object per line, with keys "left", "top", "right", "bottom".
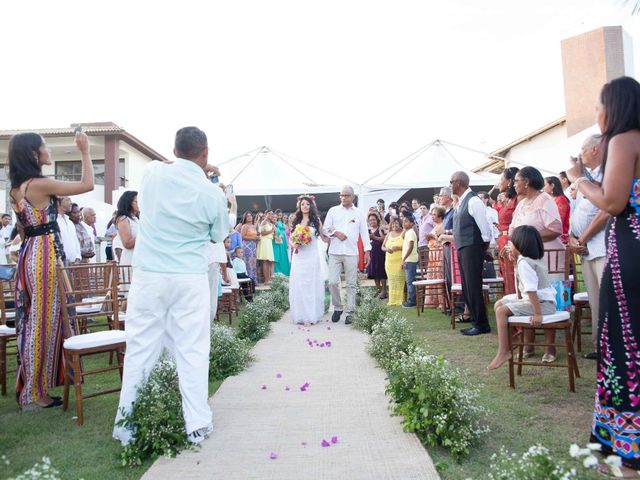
{"left": 413, "top": 247, "right": 446, "bottom": 316}
{"left": 483, "top": 256, "right": 505, "bottom": 301}
{"left": 0, "top": 269, "right": 17, "bottom": 396}
{"left": 57, "top": 262, "right": 126, "bottom": 426}
{"left": 449, "top": 243, "right": 489, "bottom": 329}
{"left": 507, "top": 311, "right": 580, "bottom": 392}
{"left": 570, "top": 255, "right": 591, "bottom": 353}
{"left": 64, "top": 262, "right": 114, "bottom": 333}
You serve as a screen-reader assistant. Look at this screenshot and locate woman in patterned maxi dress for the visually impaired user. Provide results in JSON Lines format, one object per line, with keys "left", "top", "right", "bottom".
{"left": 566, "top": 76, "right": 640, "bottom": 476}
{"left": 8, "top": 131, "right": 94, "bottom": 409}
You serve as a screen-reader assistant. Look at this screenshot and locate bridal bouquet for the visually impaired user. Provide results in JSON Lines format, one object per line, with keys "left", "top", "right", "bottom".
{"left": 290, "top": 225, "right": 312, "bottom": 254}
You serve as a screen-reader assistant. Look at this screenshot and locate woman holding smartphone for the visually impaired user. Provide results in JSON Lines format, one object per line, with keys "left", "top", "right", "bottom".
{"left": 8, "top": 129, "right": 94, "bottom": 411}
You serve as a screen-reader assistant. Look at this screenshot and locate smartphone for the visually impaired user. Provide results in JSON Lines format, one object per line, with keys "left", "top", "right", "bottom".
{"left": 225, "top": 184, "right": 234, "bottom": 195}
{"left": 74, "top": 126, "right": 83, "bottom": 134}
{"left": 210, "top": 175, "right": 219, "bottom": 184}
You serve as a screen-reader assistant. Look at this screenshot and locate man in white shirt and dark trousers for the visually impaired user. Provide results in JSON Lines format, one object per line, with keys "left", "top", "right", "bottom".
{"left": 450, "top": 172, "right": 492, "bottom": 336}
{"left": 569, "top": 134, "right": 608, "bottom": 360}
{"left": 56, "top": 196, "right": 81, "bottom": 264}
{"left": 323, "top": 186, "right": 371, "bottom": 324}
{"left": 113, "top": 127, "right": 228, "bottom": 446}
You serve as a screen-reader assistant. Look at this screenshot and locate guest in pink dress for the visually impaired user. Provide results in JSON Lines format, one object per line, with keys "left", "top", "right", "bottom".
{"left": 508, "top": 166, "right": 563, "bottom": 363}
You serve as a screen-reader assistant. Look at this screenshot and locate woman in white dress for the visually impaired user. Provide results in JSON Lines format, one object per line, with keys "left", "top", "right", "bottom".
{"left": 289, "top": 196, "right": 328, "bottom": 325}
{"left": 115, "top": 191, "right": 140, "bottom": 266}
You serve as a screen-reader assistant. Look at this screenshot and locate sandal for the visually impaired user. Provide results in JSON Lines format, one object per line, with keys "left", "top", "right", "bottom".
{"left": 541, "top": 353, "right": 557, "bottom": 363}
{"left": 597, "top": 463, "right": 640, "bottom": 478}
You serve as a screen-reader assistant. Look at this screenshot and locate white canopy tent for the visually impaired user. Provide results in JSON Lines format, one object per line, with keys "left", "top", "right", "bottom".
{"left": 359, "top": 140, "right": 499, "bottom": 209}
{"left": 217, "top": 146, "right": 358, "bottom": 212}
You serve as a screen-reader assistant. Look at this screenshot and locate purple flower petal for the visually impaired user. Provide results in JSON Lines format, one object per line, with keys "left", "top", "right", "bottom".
{"left": 300, "top": 386, "right": 307, "bottom": 392}
{"left": 331, "top": 436, "right": 338, "bottom": 444}
{"left": 285, "top": 386, "right": 290, "bottom": 391}
{"left": 261, "top": 384, "right": 267, "bottom": 390}
{"left": 319, "top": 343, "right": 325, "bottom": 347}
{"left": 304, "top": 382, "right": 310, "bottom": 388}
{"left": 270, "top": 452, "right": 278, "bottom": 460}
{"left": 326, "top": 341, "right": 332, "bottom": 347}
{"left": 321, "top": 440, "right": 331, "bottom": 447}
{"left": 276, "top": 373, "right": 283, "bottom": 378}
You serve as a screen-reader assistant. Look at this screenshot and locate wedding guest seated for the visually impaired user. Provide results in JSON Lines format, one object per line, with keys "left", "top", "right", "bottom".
{"left": 488, "top": 225, "right": 557, "bottom": 370}
{"left": 232, "top": 246, "right": 253, "bottom": 301}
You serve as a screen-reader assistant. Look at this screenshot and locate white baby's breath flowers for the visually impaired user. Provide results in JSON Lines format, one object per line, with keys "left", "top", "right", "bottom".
{"left": 569, "top": 443, "right": 581, "bottom": 458}
{"left": 583, "top": 454, "right": 598, "bottom": 468}
{"left": 604, "top": 455, "right": 622, "bottom": 468}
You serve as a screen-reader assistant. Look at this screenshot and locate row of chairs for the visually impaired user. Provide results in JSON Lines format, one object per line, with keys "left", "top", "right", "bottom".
{"left": 0, "top": 263, "right": 129, "bottom": 425}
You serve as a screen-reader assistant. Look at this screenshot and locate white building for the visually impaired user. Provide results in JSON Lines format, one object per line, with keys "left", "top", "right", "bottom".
{"left": 0, "top": 122, "right": 167, "bottom": 216}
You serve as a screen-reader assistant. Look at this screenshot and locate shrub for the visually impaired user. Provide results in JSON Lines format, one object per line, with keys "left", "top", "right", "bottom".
{"left": 367, "top": 313, "right": 416, "bottom": 370}
{"left": 386, "top": 348, "right": 490, "bottom": 460}
{"left": 352, "top": 288, "right": 390, "bottom": 334}
{"left": 117, "top": 357, "right": 190, "bottom": 466}
{"left": 488, "top": 445, "right": 580, "bottom": 479}
{"left": 209, "top": 323, "right": 252, "bottom": 380}
{"left": 269, "top": 274, "right": 290, "bottom": 309}
{"left": 237, "top": 305, "right": 271, "bottom": 341}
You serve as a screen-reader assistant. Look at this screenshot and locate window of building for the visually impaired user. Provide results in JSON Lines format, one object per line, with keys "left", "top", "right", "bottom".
{"left": 55, "top": 159, "right": 126, "bottom": 186}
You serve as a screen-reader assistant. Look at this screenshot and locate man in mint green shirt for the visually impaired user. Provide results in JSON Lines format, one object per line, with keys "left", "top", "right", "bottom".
{"left": 114, "top": 127, "right": 228, "bottom": 445}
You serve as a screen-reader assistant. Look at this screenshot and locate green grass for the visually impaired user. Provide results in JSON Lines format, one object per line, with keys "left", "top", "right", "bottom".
{"left": 2, "top": 296, "right": 600, "bottom": 479}
{"left": 391, "top": 303, "right": 599, "bottom": 479}
{"left": 0, "top": 314, "right": 241, "bottom": 480}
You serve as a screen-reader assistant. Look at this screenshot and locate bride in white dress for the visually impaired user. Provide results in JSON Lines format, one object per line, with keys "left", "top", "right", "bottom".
{"left": 289, "top": 196, "right": 329, "bottom": 325}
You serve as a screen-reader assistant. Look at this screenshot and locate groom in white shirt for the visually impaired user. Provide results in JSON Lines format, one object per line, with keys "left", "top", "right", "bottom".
{"left": 323, "top": 186, "right": 371, "bottom": 324}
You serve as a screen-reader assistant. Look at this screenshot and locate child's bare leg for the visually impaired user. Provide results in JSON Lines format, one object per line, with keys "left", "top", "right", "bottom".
{"left": 488, "top": 305, "right": 513, "bottom": 370}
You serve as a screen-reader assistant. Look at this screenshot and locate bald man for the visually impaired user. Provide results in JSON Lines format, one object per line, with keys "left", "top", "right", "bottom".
{"left": 80, "top": 207, "right": 97, "bottom": 263}
{"left": 450, "top": 171, "right": 492, "bottom": 336}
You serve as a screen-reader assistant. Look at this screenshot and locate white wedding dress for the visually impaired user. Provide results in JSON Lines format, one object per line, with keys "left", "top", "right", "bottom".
{"left": 289, "top": 226, "right": 326, "bottom": 324}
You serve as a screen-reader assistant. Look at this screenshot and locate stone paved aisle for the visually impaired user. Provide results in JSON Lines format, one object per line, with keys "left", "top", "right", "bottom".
{"left": 142, "top": 312, "right": 440, "bottom": 480}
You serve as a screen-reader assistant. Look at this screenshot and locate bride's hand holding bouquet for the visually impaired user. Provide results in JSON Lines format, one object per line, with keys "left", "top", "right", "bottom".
{"left": 290, "top": 225, "right": 312, "bottom": 254}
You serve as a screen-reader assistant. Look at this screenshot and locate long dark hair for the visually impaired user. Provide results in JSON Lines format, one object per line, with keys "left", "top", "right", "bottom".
{"left": 116, "top": 191, "right": 138, "bottom": 222}
{"left": 8, "top": 133, "right": 45, "bottom": 189}
{"left": 293, "top": 196, "right": 321, "bottom": 236}
{"left": 600, "top": 76, "right": 640, "bottom": 171}
{"left": 544, "top": 176, "right": 564, "bottom": 197}
{"left": 241, "top": 211, "right": 253, "bottom": 225}
{"left": 502, "top": 166, "right": 519, "bottom": 200}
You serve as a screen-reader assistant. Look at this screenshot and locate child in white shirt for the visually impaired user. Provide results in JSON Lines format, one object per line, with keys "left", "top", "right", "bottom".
{"left": 488, "top": 225, "right": 557, "bottom": 370}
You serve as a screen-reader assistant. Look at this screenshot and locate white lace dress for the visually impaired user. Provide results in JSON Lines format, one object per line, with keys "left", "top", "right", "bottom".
{"left": 289, "top": 226, "right": 326, "bottom": 324}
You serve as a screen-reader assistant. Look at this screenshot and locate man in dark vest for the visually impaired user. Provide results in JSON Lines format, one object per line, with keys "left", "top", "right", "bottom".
{"left": 450, "top": 171, "right": 492, "bottom": 335}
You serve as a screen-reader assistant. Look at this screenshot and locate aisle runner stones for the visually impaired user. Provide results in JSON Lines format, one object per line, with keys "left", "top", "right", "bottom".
{"left": 142, "top": 312, "right": 440, "bottom": 480}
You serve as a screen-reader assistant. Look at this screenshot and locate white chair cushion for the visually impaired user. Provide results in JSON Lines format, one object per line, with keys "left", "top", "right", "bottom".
{"left": 64, "top": 330, "right": 126, "bottom": 350}
{"left": 569, "top": 274, "right": 574, "bottom": 282}
{"left": 4, "top": 311, "right": 15, "bottom": 319}
{"left": 237, "top": 278, "right": 252, "bottom": 283}
{"left": 82, "top": 296, "right": 105, "bottom": 304}
{"left": 413, "top": 279, "right": 445, "bottom": 286}
{"left": 452, "top": 283, "right": 489, "bottom": 292}
{"left": 573, "top": 291, "right": 589, "bottom": 302}
{"left": 508, "top": 311, "right": 570, "bottom": 325}
{"left": 483, "top": 277, "right": 504, "bottom": 283}
{"left": 0, "top": 325, "right": 16, "bottom": 335}
{"left": 221, "top": 288, "right": 233, "bottom": 294}
{"left": 76, "top": 304, "right": 102, "bottom": 314}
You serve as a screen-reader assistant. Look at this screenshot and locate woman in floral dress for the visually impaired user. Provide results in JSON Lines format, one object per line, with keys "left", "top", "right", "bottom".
{"left": 8, "top": 130, "right": 94, "bottom": 410}
{"left": 567, "top": 76, "right": 640, "bottom": 477}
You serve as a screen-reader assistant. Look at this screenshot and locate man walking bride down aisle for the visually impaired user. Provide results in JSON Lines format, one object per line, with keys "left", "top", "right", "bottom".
{"left": 323, "top": 186, "right": 371, "bottom": 325}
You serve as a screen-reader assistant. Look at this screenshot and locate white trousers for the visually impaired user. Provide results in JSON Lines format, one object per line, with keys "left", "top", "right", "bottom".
{"left": 581, "top": 256, "right": 606, "bottom": 346}
{"left": 328, "top": 254, "right": 359, "bottom": 314}
{"left": 113, "top": 269, "right": 212, "bottom": 444}
{"left": 208, "top": 263, "right": 221, "bottom": 322}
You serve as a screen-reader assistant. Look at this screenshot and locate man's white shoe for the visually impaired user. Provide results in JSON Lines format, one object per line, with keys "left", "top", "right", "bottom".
{"left": 187, "top": 425, "right": 213, "bottom": 444}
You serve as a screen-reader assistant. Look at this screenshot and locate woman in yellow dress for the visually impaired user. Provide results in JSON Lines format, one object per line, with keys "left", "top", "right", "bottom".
{"left": 382, "top": 217, "right": 405, "bottom": 306}
{"left": 257, "top": 210, "right": 276, "bottom": 284}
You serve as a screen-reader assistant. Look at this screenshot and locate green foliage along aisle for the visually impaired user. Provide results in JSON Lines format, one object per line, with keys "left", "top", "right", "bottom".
{"left": 117, "top": 357, "right": 190, "bottom": 467}
{"left": 352, "top": 288, "right": 489, "bottom": 461}
{"left": 209, "top": 324, "right": 252, "bottom": 380}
